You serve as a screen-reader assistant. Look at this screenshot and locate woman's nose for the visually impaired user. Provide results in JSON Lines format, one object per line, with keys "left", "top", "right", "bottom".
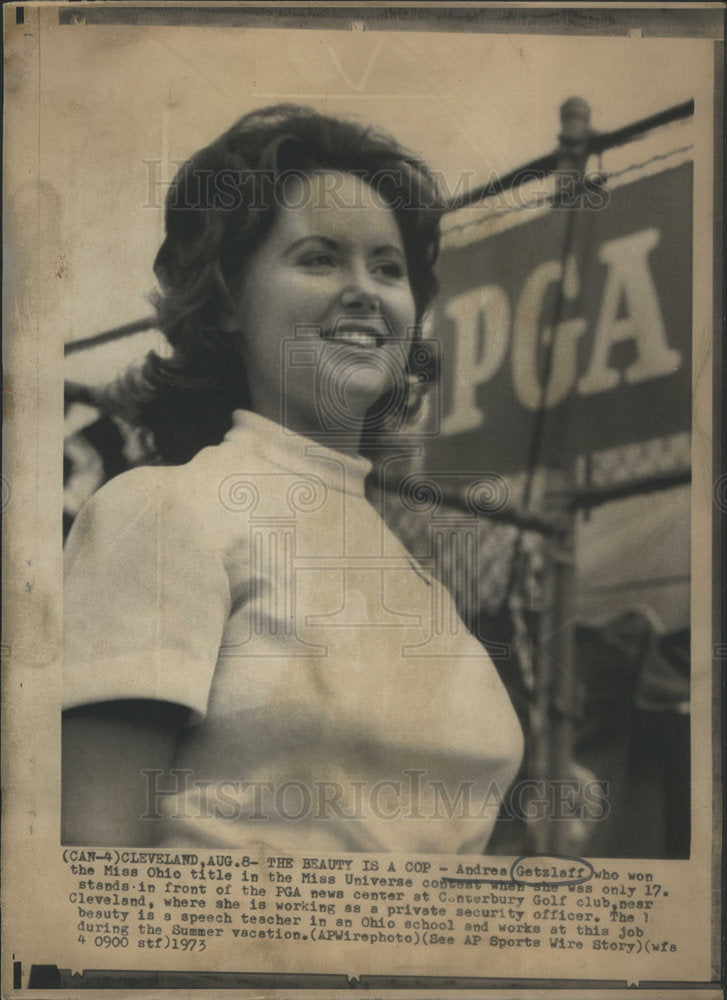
{"left": 340, "top": 283, "right": 379, "bottom": 313}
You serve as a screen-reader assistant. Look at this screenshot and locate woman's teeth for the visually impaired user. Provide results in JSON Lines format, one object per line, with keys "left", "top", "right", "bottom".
{"left": 327, "top": 330, "right": 379, "bottom": 347}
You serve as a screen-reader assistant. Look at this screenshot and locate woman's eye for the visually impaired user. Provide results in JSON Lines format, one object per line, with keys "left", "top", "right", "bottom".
{"left": 300, "top": 253, "right": 335, "bottom": 268}
{"left": 374, "top": 261, "right": 406, "bottom": 279}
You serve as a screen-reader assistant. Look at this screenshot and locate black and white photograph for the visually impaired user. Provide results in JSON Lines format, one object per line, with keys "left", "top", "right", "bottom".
{"left": 2, "top": 2, "right": 723, "bottom": 994}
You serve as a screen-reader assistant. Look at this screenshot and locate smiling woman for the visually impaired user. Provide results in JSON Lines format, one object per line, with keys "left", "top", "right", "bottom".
{"left": 61, "top": 105, "right": 523, "bottom": 853}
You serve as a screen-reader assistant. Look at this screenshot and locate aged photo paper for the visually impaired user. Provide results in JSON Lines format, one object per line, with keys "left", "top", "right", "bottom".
{"left": 2, "top": 2, "right": 724, "bottom": 997}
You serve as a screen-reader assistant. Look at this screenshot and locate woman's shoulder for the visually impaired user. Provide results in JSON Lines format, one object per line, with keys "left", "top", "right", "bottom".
{"left": 65, "top": 460, "right": 238, "bottom": 583}
{"left": 72, "top": 461, "right": 217, "bottom": 537}
{"left": 80, "top": 463, "right": 180, "bottom": 510}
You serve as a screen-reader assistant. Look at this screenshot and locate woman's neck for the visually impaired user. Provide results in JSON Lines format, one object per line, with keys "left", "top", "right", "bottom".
{"left": 247, "top": 398, "right": 366, "bottom": 460}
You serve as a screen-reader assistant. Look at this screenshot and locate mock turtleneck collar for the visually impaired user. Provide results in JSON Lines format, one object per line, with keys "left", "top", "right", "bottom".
{"left": 223, "top": 409, "right": 373, "bottom": 497}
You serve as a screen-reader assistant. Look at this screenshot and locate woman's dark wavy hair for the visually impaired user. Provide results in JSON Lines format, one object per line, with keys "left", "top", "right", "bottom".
{"left": 122, "top": 104, "right": 443, "bottom": 464}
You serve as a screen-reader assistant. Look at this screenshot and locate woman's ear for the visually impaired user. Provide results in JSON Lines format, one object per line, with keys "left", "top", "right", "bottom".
{"left": 404, "top": 372, "right": 429, "bottom": 426}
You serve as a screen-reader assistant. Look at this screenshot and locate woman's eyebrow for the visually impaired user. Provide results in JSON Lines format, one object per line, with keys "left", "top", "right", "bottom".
{"left": 371, "top": 244, "right": 406, "bottom": 260}
{"left": 283, "top": 235, "right": 338, "bottom": 256}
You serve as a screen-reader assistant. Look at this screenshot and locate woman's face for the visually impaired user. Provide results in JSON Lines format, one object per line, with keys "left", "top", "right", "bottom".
{"left": 229, "top": 171, "right": 417, "bottom": 440}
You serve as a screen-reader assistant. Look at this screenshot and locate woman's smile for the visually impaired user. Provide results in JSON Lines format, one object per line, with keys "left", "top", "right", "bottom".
{"left": 321, "top": 316, "right": 392, "bottom": 349}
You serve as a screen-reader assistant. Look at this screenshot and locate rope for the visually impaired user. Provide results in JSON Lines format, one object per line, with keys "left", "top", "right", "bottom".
{"left": 604, "top": 142, "right": 694, "bottom": 182}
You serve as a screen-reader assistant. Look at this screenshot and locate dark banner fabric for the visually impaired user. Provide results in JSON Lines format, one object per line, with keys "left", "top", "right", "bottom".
{"left": 428, "top": 163, "right": 692, "bottom": 476}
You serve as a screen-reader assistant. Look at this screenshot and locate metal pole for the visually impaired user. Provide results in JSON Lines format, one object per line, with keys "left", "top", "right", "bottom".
{"left": 532, "top": 98, "right": 593, "bottom": 855}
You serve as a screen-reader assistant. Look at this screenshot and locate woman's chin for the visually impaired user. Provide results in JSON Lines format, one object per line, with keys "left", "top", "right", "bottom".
{"left": 316, "top": 362, "right": 402, "bottom": 419}
{"left": 321, "top": 376, "right": 399, "bottom": 425}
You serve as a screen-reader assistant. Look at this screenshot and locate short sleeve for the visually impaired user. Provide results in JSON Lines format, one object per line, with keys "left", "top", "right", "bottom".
{"left": 63, "top": 467, "right": 231, "bottom": 722}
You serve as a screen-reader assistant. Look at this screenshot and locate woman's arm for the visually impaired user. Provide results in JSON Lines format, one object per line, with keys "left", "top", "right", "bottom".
{"left": 62, "top": 699, "right": 189, "bottom": 847}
